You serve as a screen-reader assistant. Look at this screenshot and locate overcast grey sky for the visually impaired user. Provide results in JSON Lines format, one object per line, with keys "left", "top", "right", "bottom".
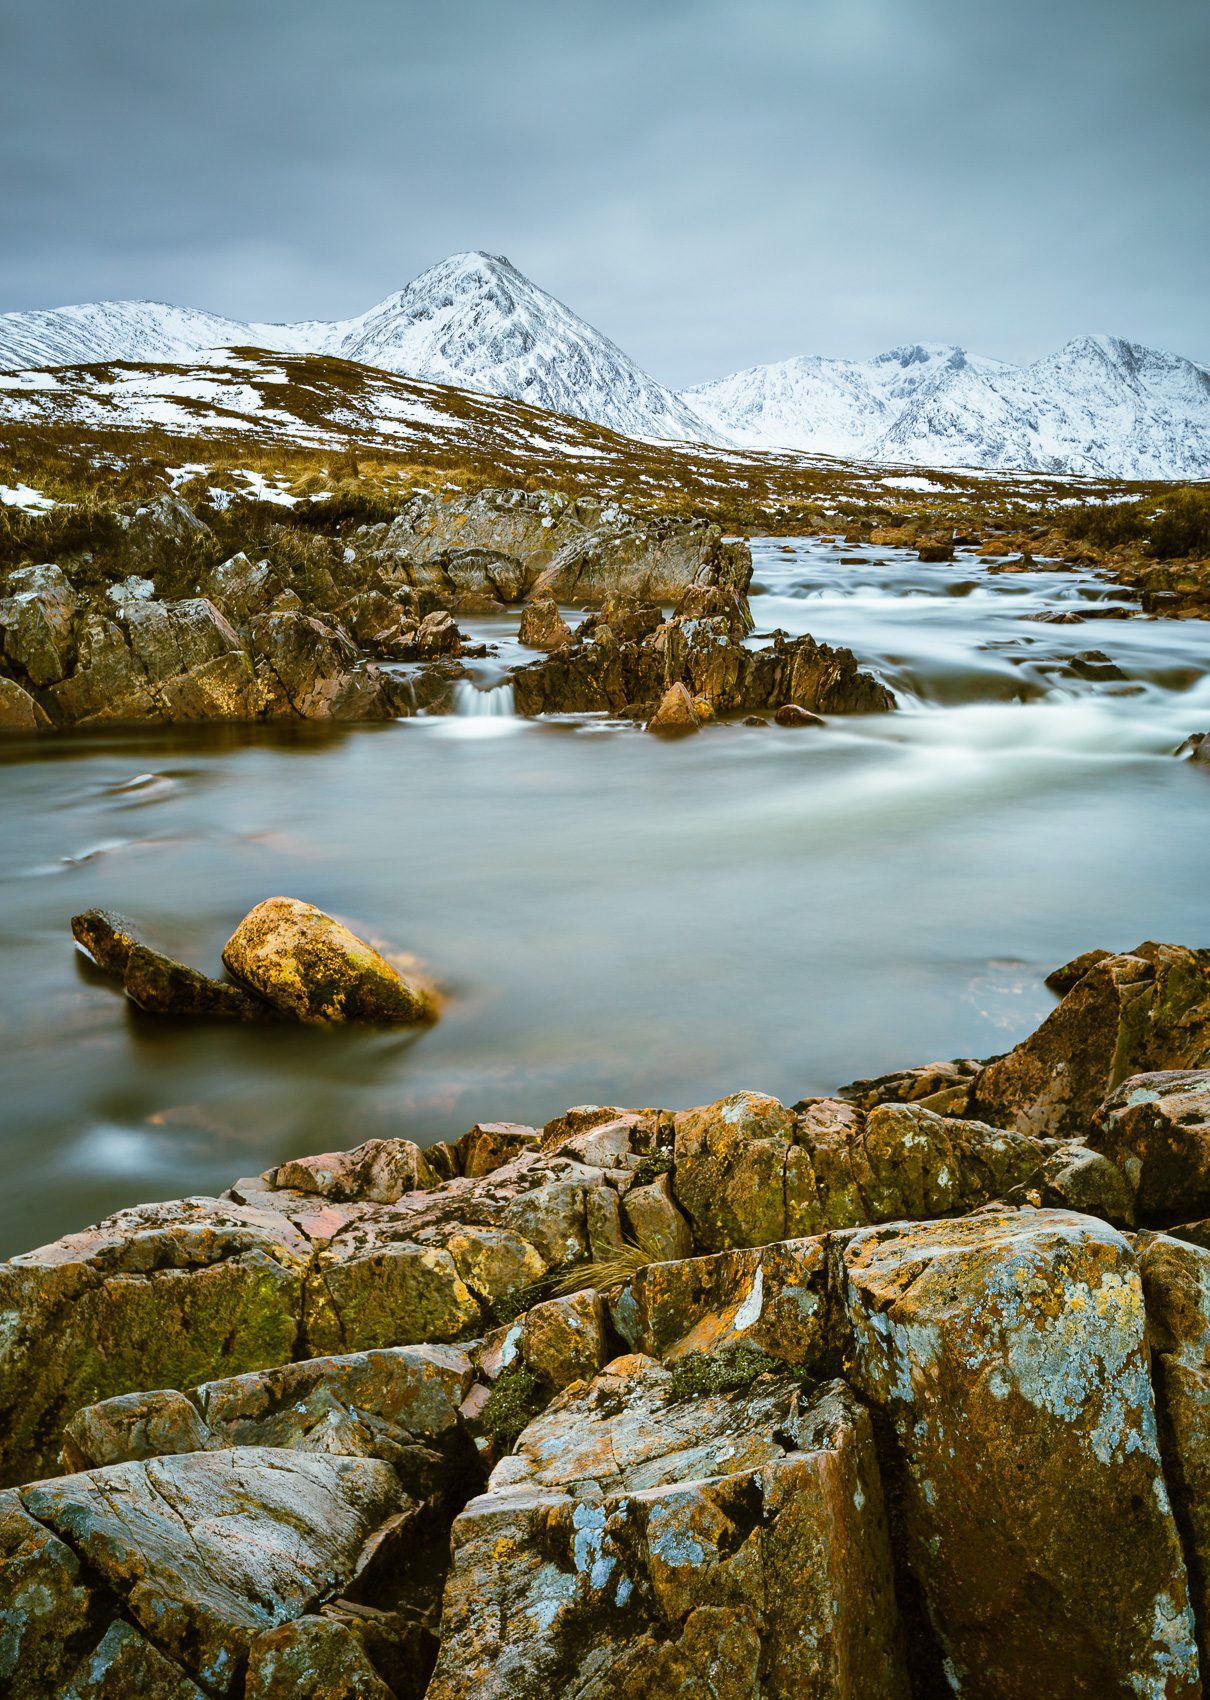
{"left": 1, "top": 0, "right": 1206, "bottom": 385}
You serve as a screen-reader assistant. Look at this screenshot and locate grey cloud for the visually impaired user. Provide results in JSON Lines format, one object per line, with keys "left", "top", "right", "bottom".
{"left": 0, "top": 0, "right": 1206, "bottom": 386}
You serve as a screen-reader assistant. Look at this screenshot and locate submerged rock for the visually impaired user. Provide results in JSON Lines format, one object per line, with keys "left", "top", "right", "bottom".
{"left": 123, "top": 942, "right": 271, "bottom": 1021}
{"left": 0, "top": 676, "right": 48, "bottom": 731}
{"left": 222, "top": 897, "right": 439, "bottom": 1025}
{"left": 1177, "top": 731, "right": 1210, "bottom": 765}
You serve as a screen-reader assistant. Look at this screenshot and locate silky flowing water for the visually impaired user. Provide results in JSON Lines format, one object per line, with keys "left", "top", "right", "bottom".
{"left": 2, "top": 535, "right": 1208, "bottom": 1255}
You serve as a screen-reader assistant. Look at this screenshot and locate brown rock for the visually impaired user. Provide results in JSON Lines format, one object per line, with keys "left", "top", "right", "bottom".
{"left": 518, "top": 597, "right": 573, "bottom": 650}
{"left": 22, "top": 1446, "right": 405, "bottom": 1695}
{"left": 122, "top": 941, "right": 270, "bottom": 1021}
{"left": 773, "top": 702, "right": 824, "bottom": 726}
{"left": 273, "top": 1137, "right": 441, "bottom": 1203}
{"left": 969, "top": 942, "right": 1210, "bottom": 1138}
{"left": 520, "top": 1291, "right": 608, "bottom": 1390}
{"left": 646, "top": 680, "right": 700, "bottom": 734}
{"left": 427, "top": 1359, "right": 908, "bottom": 1700}
{"left": 70, "top": 908, "right": 146, "bottom": 974}
{"left": 844, "top": 1209, "right": 1198, "bottom": 1699}
{"left": 1090, "top": 1070, "right": 1210, "bottom": 1223}
{"left": 0, "top": 676, "right": 49, "bottom": 730}
{"left": 245, "top": 1616, "right": 394, "bottom": 1698}
{"left": 222, "top": 896, "right": 439, "bottom": 1025}
{"left": 1044, "top": 946, "right": 1114, "bottom": 995}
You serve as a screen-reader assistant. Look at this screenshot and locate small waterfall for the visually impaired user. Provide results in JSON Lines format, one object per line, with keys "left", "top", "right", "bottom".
{"left": 452, "top": 680, "right": 516, "bottom": 718}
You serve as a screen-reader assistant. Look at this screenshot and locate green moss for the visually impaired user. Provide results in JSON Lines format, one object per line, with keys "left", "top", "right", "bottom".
{"left": 484, "top": 1277, "right": 554, "bottom": 1330}
{"left": 666, "top": 1345, "right": 786, "bottom": 1401}
{"left": 630, "top": 1148, "right": 674, "bottom": 1189}
{"left": 480, "top": 1363, "right": 545, "bottom": 1445}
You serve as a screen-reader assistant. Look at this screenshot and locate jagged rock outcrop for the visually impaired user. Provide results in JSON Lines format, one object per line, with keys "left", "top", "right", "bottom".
{"left": 4, "top": 943, "right": 1210, "bottom": 1694}
{"left": 428, "top": 1359, "right": 908, "bottom": 1700}
{"left": 514, "top": 600, "right": 894, "bottom": 719}
{"left": 969, "top": 942, "right": 1210, "bottom": 1138}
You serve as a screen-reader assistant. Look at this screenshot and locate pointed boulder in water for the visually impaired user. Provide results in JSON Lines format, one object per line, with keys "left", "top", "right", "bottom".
{"left": 646, "top": 681, "right": 700, "bottom": 735}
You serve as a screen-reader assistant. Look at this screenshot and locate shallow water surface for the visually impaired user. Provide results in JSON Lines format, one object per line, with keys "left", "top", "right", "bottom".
{"left": 2, "top": 536, "right": 1208, "bottom": 1254}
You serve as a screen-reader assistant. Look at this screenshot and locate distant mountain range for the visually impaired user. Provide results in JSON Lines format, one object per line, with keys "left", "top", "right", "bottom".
{"left": 1, "top": 252, "right": 1208, "bottom": 479}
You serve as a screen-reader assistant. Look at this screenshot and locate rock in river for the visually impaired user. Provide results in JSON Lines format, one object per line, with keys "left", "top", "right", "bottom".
{"left": 222, "top": 897, "right": 439, "bottom": 1025}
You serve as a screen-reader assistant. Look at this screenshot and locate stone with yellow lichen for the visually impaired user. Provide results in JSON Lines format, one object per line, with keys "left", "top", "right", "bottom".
{"left": 222, "top": 896, "right": 439, "bottom": 1025}
{"left": 843, "top": 1207, "right": 1200, "bottom": 1699}
{"left": 426, "top": 1355, "right": 909, "bottom": 1699}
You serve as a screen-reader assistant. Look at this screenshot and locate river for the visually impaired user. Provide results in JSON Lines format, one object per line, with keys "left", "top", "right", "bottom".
{"left": 1, "top": 535, "right": 1207, "bottom": 1255}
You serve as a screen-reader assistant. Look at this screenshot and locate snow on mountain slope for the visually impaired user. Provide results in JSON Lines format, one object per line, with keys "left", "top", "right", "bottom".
{"left": 0, "top": 253, "right": 719, "bottom": 447}
{"left": 685, "top": 336, "right": 1210, "bottom": 479}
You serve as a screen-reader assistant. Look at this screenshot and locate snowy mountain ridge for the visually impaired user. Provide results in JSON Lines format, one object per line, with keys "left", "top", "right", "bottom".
{"left": 0, "top": 252, "right": 719, "bottom": 447}
{"left": 684, "top": 334, "right": 1210, "bottom": 479}
{"left": 1, "top": 253, "right": 1208, "bottom": 477}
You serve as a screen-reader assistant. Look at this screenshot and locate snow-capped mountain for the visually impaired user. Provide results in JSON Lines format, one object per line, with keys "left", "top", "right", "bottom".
{"left": 0, "top": 252, "right": 719, "bottom": 446}
{"left": 2, "top": 255, "right": 1208, "bottom": 476}
{"left": 684, "top": 336, "right": 1210, "bottom": 479}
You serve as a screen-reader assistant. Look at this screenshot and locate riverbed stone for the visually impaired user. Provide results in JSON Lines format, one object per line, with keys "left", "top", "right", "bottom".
{"left": 223, "top": 896, "right": 439, "bottom": 1025}
{"left": 646, "top": 680, "right": 700, "bottom": 734}
{"left": 70, "top": 907, "right": 146, "bottom": 974}
{"left": 843, "top": 1208, "right": 1199, "bottom": 1699}
{"left": 21, "top": 1446, "right": 405, "bottom": 1695}
{"left": 0, "top": 675, "right": 49, "bottom": 729}
{"left": 968, "top": 941, "right": 1210, "bottom": 1139}
{"left": 0, "top": 1198, "right": 310, "bottom": 1486}
{"left": 248, "top": 610, "right": 394, "bottom": 720}
{"left": 1090, "top": 1069, "right": 1210, "bottom": 1224}
{"left": 518, "top": 596, "right": 573, "bottom": 650}
{"left": 672, "top": 1091, "right": 796, "bottom": 1251}
{"left": 61, "top": 1618, "right": 209, "bottom": 1698}
{"left": 427, "top": 1358, "right": 908, "bottom": 1700}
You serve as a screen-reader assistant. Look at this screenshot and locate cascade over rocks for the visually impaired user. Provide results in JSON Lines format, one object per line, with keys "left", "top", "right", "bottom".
{"left": 3, "top": 940, "right": 1210, "bottom": 1693}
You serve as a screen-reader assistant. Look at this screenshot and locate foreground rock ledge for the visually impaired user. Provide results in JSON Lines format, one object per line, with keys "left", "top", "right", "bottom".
{"left": 3, "top": 938, "right": 1210, "bottom": 1696}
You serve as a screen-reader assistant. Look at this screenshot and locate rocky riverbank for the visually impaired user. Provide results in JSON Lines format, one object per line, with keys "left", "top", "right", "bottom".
{"left": 0, "top": 485, "right": 893, "bottom": 732}
{"left": 3, "top": 939, "right": 1210, "bottom": 1696}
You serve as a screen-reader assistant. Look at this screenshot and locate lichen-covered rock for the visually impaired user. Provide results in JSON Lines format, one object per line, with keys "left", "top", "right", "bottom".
{"left": 0, "top": 1198, "right": 309, "bottom": 1486}
{"left": 222, "top": 896, "right": 439, "bottom": 1025}
{"left": 1045, "top": 946, "right": 1114, "bottom": 996}
{"left": 612, "top": 1236, "right": 832, "bottom": 1369}
{"left": 1090, "top": 1070, "right": 1210, "bottom": 1224}
{"left": 969, "top": 942, "right": 1210, "bottom": 1138}
{"left": 1137, "top": 1232, "right": 1210, "bottom": 1671}
{"left": 122, "top": 941, "right": 271, "bottom": 1020}
{"left": 456, "top": 1121, "right": 541, "bottom": 1178}
{"left": 306, "top": 1235, "right": 481, "bottom": 1356}
{"left": 204, "top": 552, "right": 282, "bottom": 624}
{"left": 0, "top": 1487, "right": 102, "bottom": 1698}
{"left": 671, "top": 1091, "right": 1050, "bottom": 1251}
{"left": 273, "top": 1137, "right": 441, "bottom": 1202}
{"left": 835, "top": 1056, "right": 983, "bottom": 1114}
{"left": 244, "top": 1616, "right": 394, "bottom": 1699}
{"left": 427, "top": 1357, "right": 908, "bottom": 1700}
{"left": 619, "top": 1172, "right": 693, "bottom": 1261}
{"left": 520, "top": 1291, "right": 609, "bottom": 1391}
{"left": 21, "top": 1446, "right": 405, "bottom": 1695}
{"left": 61, "top": 1618, "right": 209, "bottom": 1697}
{"left": 843, "top": 1209, "right": 1199, "bottom": 1699}
{"left": 115, "top": 492, "right": 212, "bottom": 574}
{"left": 63, "top": 1342, "right": 478, "bottom": 1491}
{"left": 70, "top": 907, "right": 146, "bottom": 974}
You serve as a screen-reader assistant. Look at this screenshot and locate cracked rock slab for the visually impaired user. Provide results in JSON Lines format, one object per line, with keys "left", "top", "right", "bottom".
{"left": 427, "top": 1355, "right": 908, "bottom": 1700}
